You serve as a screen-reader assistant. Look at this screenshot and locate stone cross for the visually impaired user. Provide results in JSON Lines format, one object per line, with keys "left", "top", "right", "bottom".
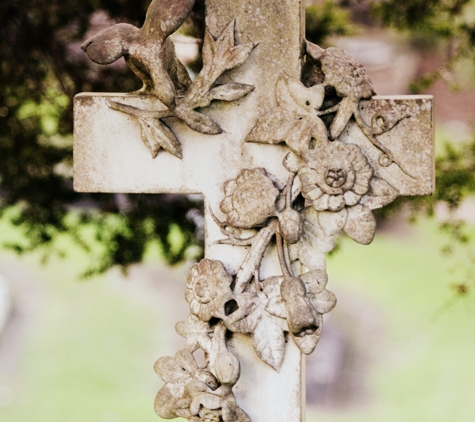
{"left": 74, "top": 0, "right": 434, "bottom": 421}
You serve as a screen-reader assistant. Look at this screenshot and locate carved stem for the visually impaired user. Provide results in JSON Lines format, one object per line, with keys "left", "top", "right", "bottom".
{"left": 286, "top": 173, "right": 296, "bottom": 209}
{"left": 353, "top": 110, "right": 394, "bottom": 163}
{"left": 234, "top": 219, "right": 279, "bottom": 294}
{"left": 276, "top": 233, "right": 292, "bottom": 279}
{"left": 209, "top": 206, "right": 258, "bottom": 246}
{"left": 316, "top": 103, "right": 340, "bottom": 116}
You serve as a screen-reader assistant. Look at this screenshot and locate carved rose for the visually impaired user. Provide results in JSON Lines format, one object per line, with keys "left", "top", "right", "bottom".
{"left": 220, "top": 168, "right": 279, "bottom": 228}
{"left": 299, "top": 141, "right": 373, "bottom": 212}
{"left": 185, "top": 259, "right": 234, "bottom": 322}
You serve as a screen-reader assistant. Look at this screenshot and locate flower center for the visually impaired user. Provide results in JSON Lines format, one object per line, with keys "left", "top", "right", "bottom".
{"left": 193, "top": 277, "right": 212, "bottom": 304}
{"left": 325, "top": 168, "right": 347, "bottom": 188}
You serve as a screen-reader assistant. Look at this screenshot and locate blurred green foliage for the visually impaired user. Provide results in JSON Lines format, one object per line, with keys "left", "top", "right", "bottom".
{"left": 306, "top": 1, "right": 359, "bottom": 46}
{"left": 0, "top": 0, "right": 204, "bottom": 275}
{"left": 373, "top": 0, "right": 475, "bottom": 92}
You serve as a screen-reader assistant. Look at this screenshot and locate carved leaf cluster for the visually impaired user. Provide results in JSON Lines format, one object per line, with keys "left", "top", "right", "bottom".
{"left": 101, "top": 19, "right": 255, "bottom": 159}
{"left": 156, "top": 322, "right": 250, "bottom": 421}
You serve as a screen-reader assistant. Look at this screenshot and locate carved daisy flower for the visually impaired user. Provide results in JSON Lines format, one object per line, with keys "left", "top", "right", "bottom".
{"left": 299, "top": 141, "right": 373, "bottom": 212}
{"left": 220, "top": 168, "right": 280, "bottom": 228}
{"left": 185, "top": 259, "right": 234, "bottom": 322}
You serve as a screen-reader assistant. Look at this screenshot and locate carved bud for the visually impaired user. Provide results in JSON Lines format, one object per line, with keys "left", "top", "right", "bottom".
{"left": 213, "top": 352, "right": 240, "bottom": 386}
{"left": 283, "top": 151, "right": 305, "bottom": 174}
{"left": 280, "top": 276, "right": 318, "bottom": 337}
{"left": 277, "top": 208, "right": 303, "bottom": 244}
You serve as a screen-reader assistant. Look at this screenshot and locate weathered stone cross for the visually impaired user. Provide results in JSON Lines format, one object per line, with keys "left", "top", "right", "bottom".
{"left": 74, "top": 0, "right": 434, "bottom": 421}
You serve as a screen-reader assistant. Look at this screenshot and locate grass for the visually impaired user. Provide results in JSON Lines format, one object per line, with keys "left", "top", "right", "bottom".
{"left": 0, "top": 217, "right": 171, "bottom": 422}
{"left": 309, "top": 220, "right": 475, "bottom": 422}
{"left": 1, "top": 215, "right": 475, "bottom": 421}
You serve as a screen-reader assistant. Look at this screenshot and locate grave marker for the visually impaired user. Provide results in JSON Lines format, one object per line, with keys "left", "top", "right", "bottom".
{"left": 74, "top": 0, "right": 434, "bottom": 420}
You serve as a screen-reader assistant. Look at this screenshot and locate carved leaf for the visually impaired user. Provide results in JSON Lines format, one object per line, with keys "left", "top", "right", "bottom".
{"left": 317, "top": 209, "right": 348, "bottom": 237}
{"left": 137, "top": 117, "right": 182, "bottom": 159}
{"left": 329, "top": 96, "right": 357, "bottom": 140}
{"left": 191, "top": 393, "right": 222, "bottom": 412}
{"left": 291, "top": 208, "right": 335, "bottom": 271}
{"left": 362, "top": 177, "right": 399, "bottom": 210}
{"left": 312, "top": 289, "right": 337, "bottom": 314}
{"left": 223, "top": 293, "right": 260, "bottom": 334}
{"left": 246, "top": 74, "right": 328, "bottom": 155}
{"left": 201, "top": 30, "right": 215, "bottom": 66}
{"left": 215, "top": 19, "right": 235, "bottom": 54}
{"left": 296, "top": 233, "right": 330, "bottom": 271}
{"left": 343, "top": 204, "right": 376, "bottom": 245}
{"left": 300, "top": 269, "right": 328, "bottom": 295}
{"left": 235, "top": 407, "right": 252, "bottom": 422}
{"left": 276, "top": 73, "right": 324, "bottom": 115}
{"left": 225, "top": 44, "right": 255, "bottom": 71}
{"left": 262, "top": 277, "right": 287, "bottom": 319}
{"left": 302, "top": 208, "right": 335, "bottom": 253}
{"left": 246, "top": 108, "right": 315, "bottom": 154}
{"left": 291, "top": 314, "right": 323, "bottom": 355}
{"left": 175, "top": 314, "right": 213, "bottom": 353}
{"left": 174, "top": 20, "right": 255, "bottom": 137}
{"left": 250, "top": 301, "right": 286, "bottom": 371}
{"left": 224, "top": 290, "right": 285, "bottom": 371}
{"left": 173, "top": 106, "right": 222, "bottom": 135}
{"left": 154, "top": 356, "right": 180, "bottom": 383}
{"left": 212, "top": 21, "right": 255, "bottom": 71}
{"left": 207, "top": 83, "right": 255, "bottom": 104}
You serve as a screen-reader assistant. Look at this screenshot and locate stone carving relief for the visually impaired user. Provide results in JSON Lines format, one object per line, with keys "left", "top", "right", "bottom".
{"left": 81, "top": 1, "right": 415, "bottom": 420}
{"left": 82, "top": 0, "right": 255, "bottom": 158}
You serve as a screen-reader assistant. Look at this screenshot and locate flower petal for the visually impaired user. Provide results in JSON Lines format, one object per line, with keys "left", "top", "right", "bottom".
{"left": 328, "top": 194, "right": 345, "bottom": 212}
{"left": 317, "top": 209, "right": 348, "bottom": 236}
{"left": 343, "top": 190, "right": 361, "bottom": 206}
{"left": 343, "top": 204, "right": 376, "bottom": 245}
{"left": 223, "top": 180, "right": 237, "bottom": 197}
{"left": 352, "top": 177, "right": 371, "bottom": 195}
{"left": 312, "top": 194, "right": 329, "bottom": 211}
{"left": 305, "top": 186, "right": 324, "bottom": 201}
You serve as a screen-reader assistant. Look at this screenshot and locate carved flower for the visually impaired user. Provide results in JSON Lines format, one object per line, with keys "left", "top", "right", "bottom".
{"left": 299, "top": 141, "right": 373, "bottom": 212}
{"left": 319, "top": 47, "right": 375, "bottom": 102}
{"left": 185, "top": 259, "right": 234, "bottom": 322}
{"left": 220, "top": 168, "right": 280, "bottom": 228}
